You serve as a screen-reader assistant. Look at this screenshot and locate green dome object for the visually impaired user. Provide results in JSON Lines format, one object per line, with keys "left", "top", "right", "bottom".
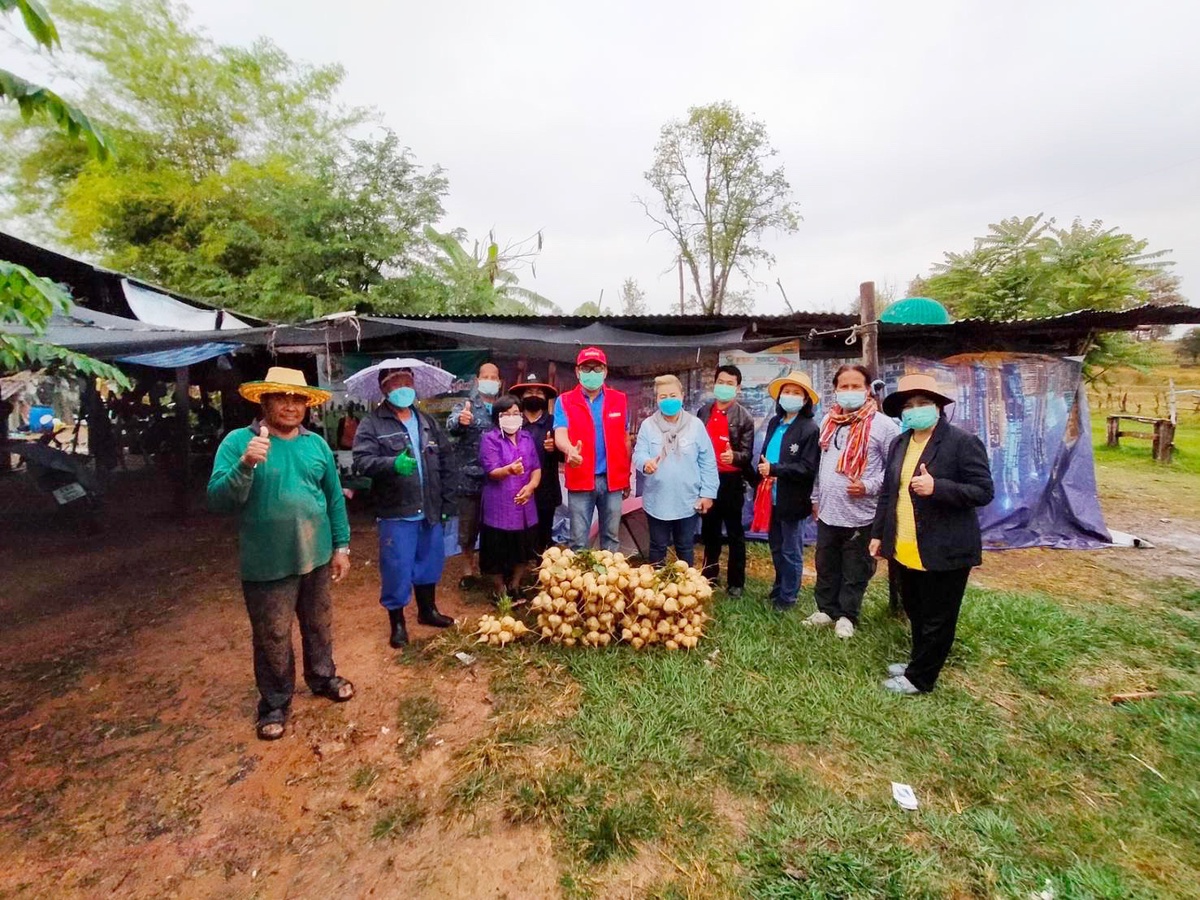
{"left": 879, "top": 297, "right": 953, "bottom": 325}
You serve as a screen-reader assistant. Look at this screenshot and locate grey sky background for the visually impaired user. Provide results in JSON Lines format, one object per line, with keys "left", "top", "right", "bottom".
{"left": 104, "top": 1, "right": 1200, "bottom": 314}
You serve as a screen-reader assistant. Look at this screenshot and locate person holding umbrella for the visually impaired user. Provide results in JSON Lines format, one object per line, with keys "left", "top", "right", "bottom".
{"left": 869, "top": 373, "right": 994, "bottom": 695}
{"left": 510, "top": 374, "right": 563, "bottom": 553}
{"left": 350, "top": 359, "right": 456, "bottom": 649}
{"left": 756, "top": 371, "right": 821, "bottom": 611}
{"left": 207, "top": 367, "right": 354, "bottom": 741}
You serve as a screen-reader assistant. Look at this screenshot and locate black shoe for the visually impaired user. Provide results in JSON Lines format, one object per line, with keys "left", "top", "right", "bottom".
{"left": 772, "top": 600, "right": 796, "bottom": 612}
{"left": 414, "top": 584, "right": 454, "bottom": 628}
{"left": 727, "top": 586, "right": 743, "bottom": 598}
{"left": 388, "top": 607, "right": 409, "bottom": 648}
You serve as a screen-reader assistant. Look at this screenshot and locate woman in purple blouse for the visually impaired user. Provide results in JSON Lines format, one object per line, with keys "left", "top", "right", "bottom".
{"left": 479, "top": 394, "right": 543, "bottom": 599}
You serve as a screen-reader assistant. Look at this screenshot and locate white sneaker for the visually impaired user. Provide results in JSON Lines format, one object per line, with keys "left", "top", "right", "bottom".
{"left": 886, "top": 663, "right": 908, "bottom": 677}
{"left": 803, "top": 611, "right": 833, "bottom": 628}
{"left": 834, "top": 617, "right": 855, "bottom": 639}
{"left": 881, "top": 675, "right": 920, "bottom": 695}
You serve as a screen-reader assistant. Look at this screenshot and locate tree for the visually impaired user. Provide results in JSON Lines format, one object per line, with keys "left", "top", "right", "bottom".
{"left": 638, "top": 101, "right": 800, "bottom": 315}
{"left": 1, "top": 0, "right": 127, "bottom": 387}
{"left": 916, "top": 214, "right": 1183, "bottom": 379}
{"left": 1180, "top": 328, "right": 1200, "bottom": 365}
{"left": 4, "top": 0, "right": 445, "bottom": 321}
{"left": 376, "top": 227, "right": 558, "bottom": 316}
{"left": 617, "top": 277, "right": 646, "bottom": 315}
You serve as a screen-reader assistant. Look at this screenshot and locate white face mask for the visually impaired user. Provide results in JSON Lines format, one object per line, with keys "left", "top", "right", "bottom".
{"left": 499, "top": 415, "right": 523, "bottom": 435}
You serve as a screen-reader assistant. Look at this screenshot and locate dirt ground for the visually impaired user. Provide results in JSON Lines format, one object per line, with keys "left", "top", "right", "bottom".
{"left": 1, "top": 458, "right": 1198, "bottom": 899}
{"left": 0, "top": 473, "right": 561, "bottom": 899}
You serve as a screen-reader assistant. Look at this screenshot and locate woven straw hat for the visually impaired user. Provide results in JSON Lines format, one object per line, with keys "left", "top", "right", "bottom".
{"left": 238, "top": 367, "right": 331, "bottom": 408}
{"left": 766, "top": 370, "right": 819, "bottom": 406}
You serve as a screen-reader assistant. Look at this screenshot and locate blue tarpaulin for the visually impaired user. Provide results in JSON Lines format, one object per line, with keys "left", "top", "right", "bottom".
{"left": 116, "top": 342, "right": 242, "bottom": 368}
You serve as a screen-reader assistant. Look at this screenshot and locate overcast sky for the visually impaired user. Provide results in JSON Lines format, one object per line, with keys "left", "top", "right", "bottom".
{"left": 182, "top": 1, "right": 1200, "bottom": 314}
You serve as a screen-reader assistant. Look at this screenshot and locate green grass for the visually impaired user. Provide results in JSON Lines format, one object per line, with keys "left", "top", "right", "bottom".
{"left": 450, "top": 566, "right": 1200, "bottom": 897}
{"left": 370, "top": 795, "right": 425, "bottom": 841}
{"left": 396, "top": 694, "right": 442, "bottom": 756}
{"left": 1092, "top": 416, "right": 1200, "bottom": 476}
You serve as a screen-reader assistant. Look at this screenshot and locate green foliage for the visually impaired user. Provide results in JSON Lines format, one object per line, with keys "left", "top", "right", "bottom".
{"left": 1, "top": 1, "right": 125, "bottom": 385}
{"left": 920, "top": 215, "right": 1176, "bottom": 321}
{"left": 372, "top": 226, "right": 558, "bottom": 316}
{"left": 1180, "top": 328, "right": 1200, "bottom": 364}
{"left": 618, "top": 277, "right": 647, "bottom": 315}
{"left": 916, "top": 214, "right": 1182, "bottom": 378}
{"left": 640, "top": 101, "right": 801, "bottom": 315}
{"left": 4, "top": 0, "right": 448, "bottom": 322}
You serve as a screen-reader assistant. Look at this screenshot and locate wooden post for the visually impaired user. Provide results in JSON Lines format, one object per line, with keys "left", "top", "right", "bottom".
{"left": 859, "top": 281, "right": 879, "bottom": 378}
{"left": 1168, "top": 377, "right": 1178, "bottom": 426}
{"left": 1153, "top": 420, "right": 1175, "bottom": 464}
{"left": 174, "top": 365, "right": 191, "bottom": 516}
{"left": 678, "top": 256, "right": 685, "bottom": 314}
{"left": 1106, "top": 415, "right": 1120, "bottom": 448}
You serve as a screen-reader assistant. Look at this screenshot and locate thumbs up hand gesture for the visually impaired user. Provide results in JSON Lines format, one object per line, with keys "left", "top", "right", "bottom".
{"left": 458, "top": 405, "right": 473, "bottom": 426}
{"left": 242, "top": 426, "right": 271, "bottom": 468}
{"left": 909, "top": 462, "right": 935, "bottom": 497}
{"left": 846, "top": 474, "right": 867, "bottom": 497}
{"left": 566, "top": 440, "right": 584, "bottom": 467}
{"left": 508, "top": 456, "right": 525, "bottom": 476}
{"left": 393, "top": 448, "right": 417, "bottom": 476}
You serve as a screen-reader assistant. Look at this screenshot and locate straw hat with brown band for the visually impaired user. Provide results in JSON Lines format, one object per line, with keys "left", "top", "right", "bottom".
{"left": 238, "top": 367, "right": 331, "bottom": 408}
{"left": 766, "top": 370, "right": 820, "bottom": 407}
{"left": 881, "top": 373, "right": 955, "bottom": 418}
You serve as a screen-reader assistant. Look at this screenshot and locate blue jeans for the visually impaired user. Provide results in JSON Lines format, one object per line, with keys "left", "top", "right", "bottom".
{"left": 647, "top": 513, "right": 699, "bottom": 567}
{"left": 567, "top": 474, "right": 623, "bottom": 551}
{"left": 768, "top": 516, "right": 804, "bottom": 606}
{"left": 378, "top": 519, "right": 445, "bottom": 610}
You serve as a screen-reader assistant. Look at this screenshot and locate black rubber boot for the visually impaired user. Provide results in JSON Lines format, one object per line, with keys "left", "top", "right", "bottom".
{"left": 414, "top": 584, "right": 454, "bottom": 628}
{"left": 388, "top": 607, "right": 409, "bottom": 648}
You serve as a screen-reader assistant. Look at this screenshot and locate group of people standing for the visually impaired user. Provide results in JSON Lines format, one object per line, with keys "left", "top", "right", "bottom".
{"left": 209, "top": 347, "right": 994, "bottom": 741}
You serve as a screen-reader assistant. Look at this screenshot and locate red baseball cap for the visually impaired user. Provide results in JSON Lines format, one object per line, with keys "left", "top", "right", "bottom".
{"left": 576, "top": 346, "right": 607, "bottom": 366}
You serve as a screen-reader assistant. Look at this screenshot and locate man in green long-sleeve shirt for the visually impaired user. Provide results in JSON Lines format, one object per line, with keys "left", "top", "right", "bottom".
{"left": 208, "top": 367, "right": 355, "bottom": 741}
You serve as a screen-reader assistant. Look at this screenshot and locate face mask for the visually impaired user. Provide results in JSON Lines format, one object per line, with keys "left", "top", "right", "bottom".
{"left": 836, "top": 390, "right": 867, "bottom": 411}
{"left": 713, "top": 384, "right": 737, "bottom": 403}
{"left": 387, "top": 387, "right": 416, "bottom": 409}
{"left": 658, "top": 397, "right": 683, "bottom": 417}
{"left": 521, "top": 395, "right": 547, "bottom": 413}
{"left": 499, "top": 415, "right": 523, "bottom": 435}
{"left": 579, "top": 371, "right": 606, "bottom": 391}
{"left": 477, "top": 379, "right": 500, "bottom": 397}
{"left": 779, "top": 394, "right": 806, "bottom": 413}
{"left": 901, "top": 405, "right": 940, "bottom": 431}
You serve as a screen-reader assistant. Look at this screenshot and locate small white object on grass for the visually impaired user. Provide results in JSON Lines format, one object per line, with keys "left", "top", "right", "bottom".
{"left": 891, "top": 782, "right": 918, "bottom": 810}
{"left": 455, "top": 651, "right": 477, "bottom": 666}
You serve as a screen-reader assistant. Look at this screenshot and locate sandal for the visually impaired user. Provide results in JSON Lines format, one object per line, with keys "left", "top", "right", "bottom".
{"left": 256, "top": 708, "right": 288, "bottom": 741}
{"left": 312, "top": 676, "right": 355, "bottom": 703}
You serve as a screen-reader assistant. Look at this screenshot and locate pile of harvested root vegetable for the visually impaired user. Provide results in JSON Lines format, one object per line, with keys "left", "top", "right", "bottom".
{"left": 472, "top": 548, "right": 714, "bottom": 651}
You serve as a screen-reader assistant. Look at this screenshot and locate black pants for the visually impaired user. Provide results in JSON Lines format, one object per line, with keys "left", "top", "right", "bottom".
{"left": 242, "top": 563, "right": 337, "bottom": 718}
{"left": 534, "top": 500, "right": 557, "bottom": 554}
{"left": 896, "top": 563, "right": 971, "bottom": 692}
{"left": 813, "top": 521, "right": 876, "bottom": 624}
{"left": 700, "top": 473, "right": 746, "bottom": 589}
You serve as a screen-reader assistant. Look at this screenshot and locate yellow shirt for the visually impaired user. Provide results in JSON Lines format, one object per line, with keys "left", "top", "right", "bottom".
{"left": 893, "top": 433, "right": 929, "bottom": 571}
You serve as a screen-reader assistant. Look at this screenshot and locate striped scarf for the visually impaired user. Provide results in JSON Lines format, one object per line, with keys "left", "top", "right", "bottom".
{"left": 818, "top": 398, "right": 878, "bottom": 481}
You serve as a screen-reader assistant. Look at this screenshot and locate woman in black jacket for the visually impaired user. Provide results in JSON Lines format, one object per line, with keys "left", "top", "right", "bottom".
{"left": 870, "top": 373, "right": 994, "bottom": 694}
{"left": 757, "top": 371, "right": 821, "bottom": 611}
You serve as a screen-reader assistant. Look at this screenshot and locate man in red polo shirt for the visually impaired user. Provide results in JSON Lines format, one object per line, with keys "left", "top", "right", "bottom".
{"left": 553, "top": 347, "right": 631, "bottom": 551}
{"left": 696, "top": 364, "right": 755, "bottom": 595}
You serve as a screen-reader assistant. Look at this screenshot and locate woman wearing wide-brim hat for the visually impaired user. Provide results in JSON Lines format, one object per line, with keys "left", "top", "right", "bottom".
{"left": 869, "top": 373, "right": 994, "bottom": 695}
{"left": 754, "top": 371, "right": 821, "bottom": 611}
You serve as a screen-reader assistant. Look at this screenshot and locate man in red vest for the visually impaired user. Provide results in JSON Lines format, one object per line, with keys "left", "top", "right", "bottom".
{"left": 553, "top": 347, "right": 631, "bottom": 551}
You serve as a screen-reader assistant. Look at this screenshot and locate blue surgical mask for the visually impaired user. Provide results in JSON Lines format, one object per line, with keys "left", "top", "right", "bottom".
{"left": 713, "top": 384, "right": 737, "bottom": 403}
{"left": 477, "top": 378, "right": 500, "bottom": 397}
{"left": 658, "top": 397, "right": 683, "bottom": 416}
{"left": 779, "top": 394, "right": 806, "bottom": 413}
{"left": 836, "top": 390, "right": 867, "bottom": 411}
{"left": 579, "top": 371, "right": 606, "bottom": 391}
{"left": 387, "top": 387, "right": 416, "bottom": 409}
{"left": 901, "top": 405, "right": 939, "bottom": 431}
